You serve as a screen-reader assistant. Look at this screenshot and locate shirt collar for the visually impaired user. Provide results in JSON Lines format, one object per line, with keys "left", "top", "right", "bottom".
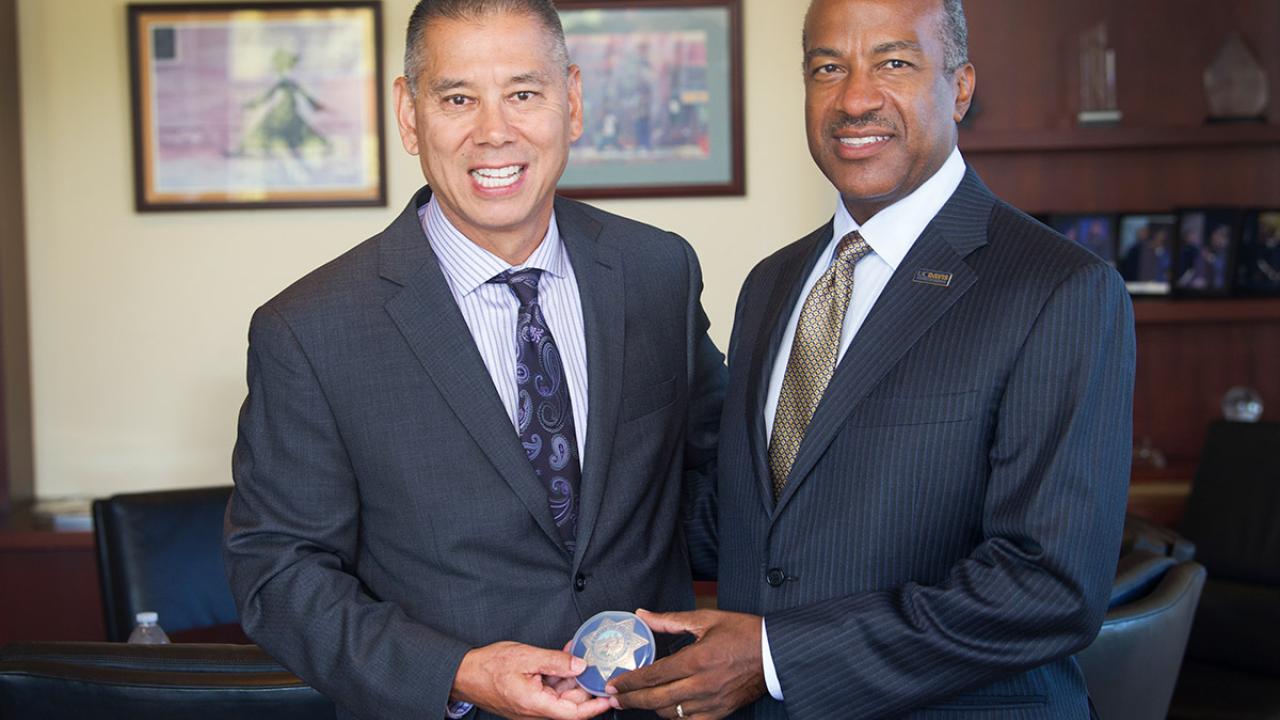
{"left": 831, "top": 146, "right": 966, "bottom": 271}
{"left": 419, "top": 195, "right": 568, "bottom": 296}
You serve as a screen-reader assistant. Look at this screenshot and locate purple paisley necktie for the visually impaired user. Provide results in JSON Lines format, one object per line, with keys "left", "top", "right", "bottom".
{"left": 490, "top": 269, "right": 581, "bottom": 552}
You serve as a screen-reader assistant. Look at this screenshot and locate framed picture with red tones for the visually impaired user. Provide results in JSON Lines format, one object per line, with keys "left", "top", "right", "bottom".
{"left": 555, "top": 0, "right": 744, "bottom": 199}
{"left": 127, "top": 2, "right": 386, "bottom": 211}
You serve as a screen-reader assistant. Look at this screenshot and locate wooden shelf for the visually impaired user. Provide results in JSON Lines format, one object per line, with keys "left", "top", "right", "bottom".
{"left": 960, "top": 124, "right": 1280, "bottom": 154}
{"left": 1133, "top": 298, "right": 1280, "bottom": 325}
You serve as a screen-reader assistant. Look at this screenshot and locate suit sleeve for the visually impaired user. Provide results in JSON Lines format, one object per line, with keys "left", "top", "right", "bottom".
{"left": 224, "top": 305, "right": 473, "bottom": 720}
{"left": 765, "top": 263, "right": 1136, "bottom": 719}
{"left": 676, "top": 236, "right": 728, "bottom": 582}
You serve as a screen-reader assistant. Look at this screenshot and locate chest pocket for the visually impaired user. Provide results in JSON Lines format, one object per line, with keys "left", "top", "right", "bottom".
{"left": 850, "top": 390, "right": 978, "bottom": 428}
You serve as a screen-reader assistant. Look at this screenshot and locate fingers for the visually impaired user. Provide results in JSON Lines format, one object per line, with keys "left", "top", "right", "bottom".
{"left": 611, "top": 674, "right": 703, "bottom": 712}
{"left": 519, "top": 692, "right": 614, "bottom": 720}
{"left": 608, "top": 650, "right": 699, "bottom": 695}
{"left": 528, "top": 647, "right": 588, "bottom": 678}
{"left": 636, "top": 608, "right": 709, "bottom": 637}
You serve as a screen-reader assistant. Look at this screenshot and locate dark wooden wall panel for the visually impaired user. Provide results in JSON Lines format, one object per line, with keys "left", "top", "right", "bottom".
{"left": 959, "top": 1, "right": 1280, "bottom": 520}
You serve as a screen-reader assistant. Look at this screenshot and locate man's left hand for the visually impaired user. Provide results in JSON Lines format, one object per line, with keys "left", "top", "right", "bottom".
{"left": 607, "top": 608, "right": 767, "bottom": 719}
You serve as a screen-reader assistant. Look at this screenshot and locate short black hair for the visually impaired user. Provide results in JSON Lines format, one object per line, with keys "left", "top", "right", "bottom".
{"left": 403, "top": 0, "right": 570, "bottom": 95}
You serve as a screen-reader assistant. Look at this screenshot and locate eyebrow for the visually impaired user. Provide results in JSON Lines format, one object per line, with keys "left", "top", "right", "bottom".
{"left": 872, "top": 40, "right": 923, "bottom": 54}
{"left": 804, "top": 40, "right": 923, "bottom": 65}
{"left": 428, "top": 77, "right": 467, "bottom": 96}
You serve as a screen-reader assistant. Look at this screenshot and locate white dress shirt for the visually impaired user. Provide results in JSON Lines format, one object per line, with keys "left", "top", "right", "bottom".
{"left": 420, "top": 197, "right": 590, "bottom": 460}
{"left": 760, "top": 147, "right": 967, "bottom": 700}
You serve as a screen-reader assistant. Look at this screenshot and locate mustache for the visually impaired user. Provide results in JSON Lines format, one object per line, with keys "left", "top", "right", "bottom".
{"left": 827, "top": 111, "right": 898, "bottom": 135}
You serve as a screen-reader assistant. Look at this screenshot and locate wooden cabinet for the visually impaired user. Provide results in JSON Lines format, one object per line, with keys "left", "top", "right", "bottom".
{"left": 961, "top": 0, "right": 1280, "bottom": 521}
{"left": 0, "top": 505, "right": 105, "bottom": 643}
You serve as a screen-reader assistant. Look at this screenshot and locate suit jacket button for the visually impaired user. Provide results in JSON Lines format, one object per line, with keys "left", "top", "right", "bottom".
{"left": 574, "top": 573, "right": 587, "bottom": 592}
{"left": 765, "top": 568, "right": 786, "bottom": 587}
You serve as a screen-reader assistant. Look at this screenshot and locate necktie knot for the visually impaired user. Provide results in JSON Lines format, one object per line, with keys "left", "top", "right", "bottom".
{"left": 491, "top": 268, "right": 543, "bottom": 308}
{"left": 835, "top": 230, "right": 871, "bottom": 268}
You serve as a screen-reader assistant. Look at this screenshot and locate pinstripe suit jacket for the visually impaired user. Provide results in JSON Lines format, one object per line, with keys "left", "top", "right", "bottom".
{"left": 224, "top": 188, "right": 725, "bottom": 720}
{"left": 714, "top": 170, "right": 1135, "bottom": 719}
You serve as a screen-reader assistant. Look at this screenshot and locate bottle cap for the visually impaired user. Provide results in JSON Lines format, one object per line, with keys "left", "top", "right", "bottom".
{"left": 136, "top": 611, "right": 158, "bottom": 624}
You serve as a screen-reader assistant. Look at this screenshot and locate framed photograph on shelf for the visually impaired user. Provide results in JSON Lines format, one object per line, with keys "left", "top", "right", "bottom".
{"left": 555, "top": 0, "right": 744, "bottom": 199}
{"left": 127, "top": 2, "right": 385, "bottom": 211}
{"left": 1174, "top": 209, "right": 1240, "bottom": 296}
{"left": 1049, "top": 214, "right": 1117, "bottom": 265}
{"left": 1117, "top": 213, "right": 1176, "bottom": 296}
{"left": 1236, "top": 210, "right": 1280, "bottom": 295}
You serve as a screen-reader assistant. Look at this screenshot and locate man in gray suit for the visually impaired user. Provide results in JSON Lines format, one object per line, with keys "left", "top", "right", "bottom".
{"left": 223, "top": 1, "right": 724, "bottom": 718}
{"left": 611, "top": 0, "right": 1133, "bottom": 718}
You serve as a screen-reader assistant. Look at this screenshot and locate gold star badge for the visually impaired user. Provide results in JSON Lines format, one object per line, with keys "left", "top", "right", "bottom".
{"left": 581, "top": 618, "right": 651, "bottom": 679}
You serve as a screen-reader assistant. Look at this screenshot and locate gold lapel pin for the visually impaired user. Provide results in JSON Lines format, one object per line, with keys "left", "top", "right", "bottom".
{"left": 912, "top": 269, "right": 953, "bottom": 288}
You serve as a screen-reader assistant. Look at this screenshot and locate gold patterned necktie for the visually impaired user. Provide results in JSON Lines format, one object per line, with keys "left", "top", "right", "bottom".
{"left": 768, "top": 230, "right": 871, "bottom": 501}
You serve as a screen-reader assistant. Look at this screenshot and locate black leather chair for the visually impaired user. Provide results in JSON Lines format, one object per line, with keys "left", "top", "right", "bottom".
{"left": 0, "top": 641, "right": 334, "bottom": 719}
{"left": 1077, "top": 559, "right": 1207, "bottom": 720}
{"left": 1121, "top": 512, "right": 1197, "bottom": 563}
{"left": 1168, "top": 420, "right": 1280, "bottom": 719}
{"left": 93, "top": 486, "right": 241, "bottom": 642}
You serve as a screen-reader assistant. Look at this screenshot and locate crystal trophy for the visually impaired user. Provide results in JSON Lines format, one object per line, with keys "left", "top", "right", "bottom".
{"left": 1078, "top": 22, "right": 1121, "bottom": 125}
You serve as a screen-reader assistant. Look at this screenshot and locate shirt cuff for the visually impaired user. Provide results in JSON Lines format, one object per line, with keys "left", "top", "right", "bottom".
{"left": 446, "top": 701, "right": 473, "bottom": 718}
{"left": 761, "top": 617, "right": 784, "bottom": 701}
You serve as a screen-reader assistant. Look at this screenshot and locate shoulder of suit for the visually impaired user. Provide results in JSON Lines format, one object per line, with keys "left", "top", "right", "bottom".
{"left": 986, "top": 199, "right": 1115, "bottom": 277}
{"left": 257, "top": 230, "right": 386, "bottom": 324}
{"left": 555, "top": 194, "right": 694, "bottom": 260}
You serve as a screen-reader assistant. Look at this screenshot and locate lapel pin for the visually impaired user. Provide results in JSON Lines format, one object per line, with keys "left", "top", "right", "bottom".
{"left": 912, "top": 269, "right": 953, "bottom": 288}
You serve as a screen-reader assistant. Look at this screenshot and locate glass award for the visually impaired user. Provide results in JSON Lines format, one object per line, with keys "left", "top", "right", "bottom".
{"left": 570, "top": 611, "right": 657, "bottom": 697}
{"left": 1205, "top": 33, "right": 1269, "bottom": 122}
{"left": 1078, "top": 22, "right": 1122, "bottom": 125}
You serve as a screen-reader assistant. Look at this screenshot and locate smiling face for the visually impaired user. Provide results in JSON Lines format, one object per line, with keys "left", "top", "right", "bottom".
{"left": 393, "top": 11, "right": 583, "bottom": 258}
{"left": 803, "top": 0, "right": 974, "bottom": 223}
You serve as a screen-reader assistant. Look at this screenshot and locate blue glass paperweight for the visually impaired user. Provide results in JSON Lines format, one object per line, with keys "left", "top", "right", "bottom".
{"left": 570, "top": 611, "right": 656, "bottom": 697}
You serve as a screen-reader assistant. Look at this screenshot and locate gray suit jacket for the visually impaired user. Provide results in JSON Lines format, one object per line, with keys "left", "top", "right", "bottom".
{"left": 715, "top": 170, "right": 1134, "bottom": 719}
{"left": 224, "top": 188, "right": 726, "bottom": 720}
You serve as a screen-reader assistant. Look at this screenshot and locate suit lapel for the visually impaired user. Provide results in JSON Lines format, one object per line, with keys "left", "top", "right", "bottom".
{"left": 774, "top": 170, "right": 995, "bottom": 515}
{"left": 553, "top": 198, "right": 624, "bottom": 569}
{"left": 380, "top": 188, "right": 567, "bottom": 553}
{"left": 744, "top": 223, "right": 833, "bottom": 514}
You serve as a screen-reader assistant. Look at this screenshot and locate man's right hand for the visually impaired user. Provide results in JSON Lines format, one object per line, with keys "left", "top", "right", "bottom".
{"left": 451, "top": 641, "right": 613, "bottom": 720}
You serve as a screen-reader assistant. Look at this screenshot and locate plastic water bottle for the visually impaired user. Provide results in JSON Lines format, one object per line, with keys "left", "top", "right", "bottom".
{"left": 127, "top": 611, "right": 171, "bottom": 644}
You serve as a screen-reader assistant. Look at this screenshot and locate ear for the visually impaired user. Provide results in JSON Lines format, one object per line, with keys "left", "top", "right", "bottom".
{"left": 952, "top": 63, "right": 975, "bottom": 123}
{"left": 566, "top": 64, "right": 585, "bottom": 143}
{"left": 393, "top": 76, "right": 421, "bottom": 156}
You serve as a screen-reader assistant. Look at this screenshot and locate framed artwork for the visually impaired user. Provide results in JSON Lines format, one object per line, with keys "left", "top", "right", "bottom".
{"left": 127, "top": 2, "right": 385, "bottom": 211}
{"left": 1174, "top": 209, "right": 1240, "bottom": 296}
{"left": 1049, "top": 214, "right": 1118, "bottom": 265}
{"left": 555, "top": 0, "right": 744, "bottom": 198}
{"left": 1236, "top": 210, "right": 1280, "bottom": 295}
{"left": 1117, "top": 213, "right": 1176, "bottom": 296}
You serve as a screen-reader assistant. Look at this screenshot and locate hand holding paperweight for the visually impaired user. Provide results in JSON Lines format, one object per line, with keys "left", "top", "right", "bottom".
{"left": 570, "top": 611, "right": 656, "bottom": 697}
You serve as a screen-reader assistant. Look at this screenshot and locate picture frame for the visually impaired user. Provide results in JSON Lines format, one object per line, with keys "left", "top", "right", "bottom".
{"left": 1049, "top": 213, "right": 1118, "bottom": 265}
{"left": 1235, "top": 210, "right": 1280, "bottom": 296}
{"left": 555, "top": 0, "right": 744, "bottom": 199}
{"left": 127, "top": 2, "right": 386, "bottom": 212}
{"left": 1117, "top": 213, "right": 1177, "bottom": 296}
{"left": 1174, "top": 208, "right": 1241, "bottom": 297}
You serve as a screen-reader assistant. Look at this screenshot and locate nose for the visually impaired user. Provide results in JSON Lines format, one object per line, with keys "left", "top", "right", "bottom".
{"left": 472, "top": 100, "right": 516, "bottom": 146}
{"left": 837, "top": 67, "right": 886, "bottom": 119}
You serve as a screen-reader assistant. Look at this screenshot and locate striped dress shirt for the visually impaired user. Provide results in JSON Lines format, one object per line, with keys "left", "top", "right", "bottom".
{"left": 420, "top": 198, "right": 589, "bottom": 456}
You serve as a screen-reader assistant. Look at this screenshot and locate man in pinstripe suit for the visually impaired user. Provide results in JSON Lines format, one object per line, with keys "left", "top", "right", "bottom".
{"left": 611, "top": 0, "right": 1134, "bottom": 718}
{"left": 224, "top": 1, "right": 725, "bottom": 719}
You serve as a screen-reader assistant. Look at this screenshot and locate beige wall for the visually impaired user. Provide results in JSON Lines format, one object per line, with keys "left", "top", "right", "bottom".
{"left": 1, "top": 0, "right": 33, "bottom": 505}
{"left": 18, "top": 0, "right": 831, "bottom": 497}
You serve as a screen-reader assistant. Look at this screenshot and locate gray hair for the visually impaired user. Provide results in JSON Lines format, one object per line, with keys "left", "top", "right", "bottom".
{"left": 403, "top": 0, "right": 571, "bottom": 96}
{"left": 801, "top": 0, "right": 969, "bottom": 75}
{"left": 939, "top": 0, "right": 969, "bottom": 74}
